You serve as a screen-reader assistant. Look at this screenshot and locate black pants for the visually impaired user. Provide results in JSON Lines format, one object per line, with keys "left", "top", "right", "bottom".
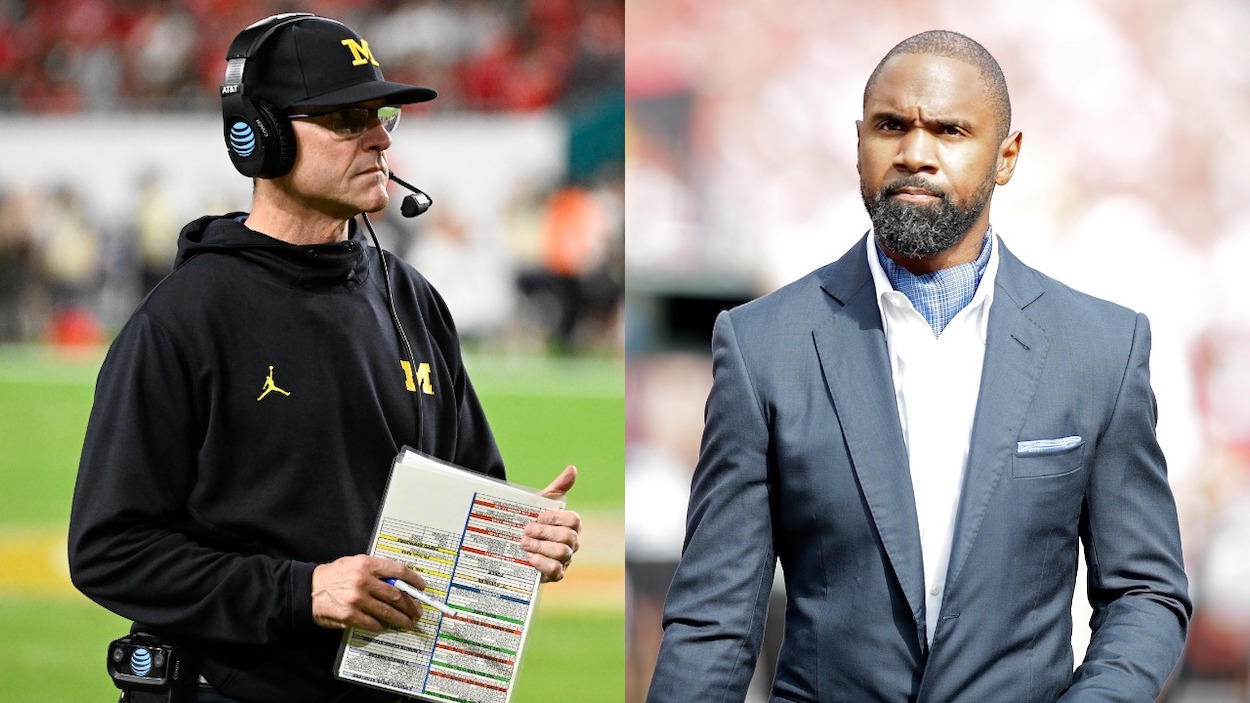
{"left": 189, "top": 691, "right": 237, "bottom": 703}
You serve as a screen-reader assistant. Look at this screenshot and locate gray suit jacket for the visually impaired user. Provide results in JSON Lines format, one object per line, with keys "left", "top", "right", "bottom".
{"left": 648, "top": 236, "right": 1190, "bottom": 703}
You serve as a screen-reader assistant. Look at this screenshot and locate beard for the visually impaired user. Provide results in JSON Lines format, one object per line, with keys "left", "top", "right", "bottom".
{"left": 862, "top": 169, "right": 995, "bottom": 259}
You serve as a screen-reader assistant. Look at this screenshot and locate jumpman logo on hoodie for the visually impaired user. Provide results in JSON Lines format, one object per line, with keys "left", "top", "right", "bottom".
{"left": 257, "top": 365, "right": 291, "bottom": 401}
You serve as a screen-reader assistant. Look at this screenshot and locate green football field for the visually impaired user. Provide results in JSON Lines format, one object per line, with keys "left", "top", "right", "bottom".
{"left": 0, "top": 346, "right": 624, "bottom": 702}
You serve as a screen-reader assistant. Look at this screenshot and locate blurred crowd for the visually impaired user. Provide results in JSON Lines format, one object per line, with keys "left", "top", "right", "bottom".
{"left": 625, "top": 1, "right": 1250, "bottom": 701}
{"left": 0, "top": 169, "right": 624, "bottom": 354}
{"left": 0, "top": 0, "right": 623, "bottom": 113}
{"left": 0, "top": 185, "right": 110, "bottom": 346}
{"left": 0, "top": 0, "right": 624, "bottom": 356}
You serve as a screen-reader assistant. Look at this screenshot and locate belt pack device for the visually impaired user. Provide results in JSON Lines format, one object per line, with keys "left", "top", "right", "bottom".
{"left": 107, "top": 632, "right": 194, "bottom": 703}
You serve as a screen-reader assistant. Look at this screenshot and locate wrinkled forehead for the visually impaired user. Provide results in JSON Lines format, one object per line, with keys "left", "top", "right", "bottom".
{"left": 864, "top": 53, "right": 995, "bottom": 125}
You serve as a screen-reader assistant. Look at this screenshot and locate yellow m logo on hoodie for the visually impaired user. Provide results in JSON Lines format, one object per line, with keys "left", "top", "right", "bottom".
{"left": 400, "top": 360, "right": 434, "bottom": 395}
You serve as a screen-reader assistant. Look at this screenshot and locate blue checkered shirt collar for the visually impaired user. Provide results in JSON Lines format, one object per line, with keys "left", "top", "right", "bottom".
{"left": 874, "top": 230, "right": 994, "bottom": 337}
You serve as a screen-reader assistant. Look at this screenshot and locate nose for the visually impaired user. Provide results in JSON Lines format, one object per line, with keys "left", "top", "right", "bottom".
{"left": 894, "top": 127, "right": 938, "bottom": 174}
{"left": 363, "top": 118, "right": 392, "bottom": 151}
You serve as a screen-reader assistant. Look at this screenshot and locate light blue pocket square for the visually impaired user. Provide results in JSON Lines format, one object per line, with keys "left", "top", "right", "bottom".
{"left": 1016, "top": 436, "right": 1083, "bottom": 455}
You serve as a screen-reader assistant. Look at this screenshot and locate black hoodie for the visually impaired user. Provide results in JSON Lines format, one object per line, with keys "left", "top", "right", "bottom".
{"left": 69, "top": 214, "right": 504, "bottom": 702}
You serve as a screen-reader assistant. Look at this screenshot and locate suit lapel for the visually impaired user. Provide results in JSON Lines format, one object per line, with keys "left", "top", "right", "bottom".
{"left": 945, "top": 240, "right": 1049, "bottom": 589}
{"left": 814, "top": 238, "right": 926, "bottom": 637}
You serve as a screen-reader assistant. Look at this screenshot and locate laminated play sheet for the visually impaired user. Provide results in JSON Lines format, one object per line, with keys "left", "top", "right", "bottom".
{"left": 334, "top": 448, "right": 564, "bottom": 702}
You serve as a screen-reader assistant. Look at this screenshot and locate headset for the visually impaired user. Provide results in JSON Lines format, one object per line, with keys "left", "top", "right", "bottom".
{"left": 220, "top": 12, "right": 321, "bottom": 178}
{"left": 220, "top": 12, "right": 435, "bottom": 219}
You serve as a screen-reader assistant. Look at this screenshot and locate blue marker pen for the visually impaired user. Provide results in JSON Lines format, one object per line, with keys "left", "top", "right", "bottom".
{"left": 385, "top": 578, "right": 459, "bottom": 619}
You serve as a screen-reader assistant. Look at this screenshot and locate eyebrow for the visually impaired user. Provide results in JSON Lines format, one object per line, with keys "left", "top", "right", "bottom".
{"left": 869, "top": 110, "right": 975, "bottom": 133}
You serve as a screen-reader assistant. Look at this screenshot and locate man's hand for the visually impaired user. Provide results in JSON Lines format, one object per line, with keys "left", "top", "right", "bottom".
{"left": 523, "top": 465, "right": 582, "bottom": 583}
{"left": 311, "top": 555, "right": 426, "bottom": 632}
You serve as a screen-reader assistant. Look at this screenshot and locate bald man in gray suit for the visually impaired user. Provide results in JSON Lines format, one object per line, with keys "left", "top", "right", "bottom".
{"left": 648, "top": 31, "right": 1189, "bottom": 703}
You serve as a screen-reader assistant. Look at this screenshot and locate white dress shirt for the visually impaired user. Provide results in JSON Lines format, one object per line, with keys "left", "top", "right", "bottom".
{"left": 865, "top": 232, "right": 1000, "bottom": 644}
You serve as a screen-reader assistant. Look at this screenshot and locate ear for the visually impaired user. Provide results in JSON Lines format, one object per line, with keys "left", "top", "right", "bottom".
{"left": 855, "top": 119, "right": 864, "bottom": 176}
{"left": 995, "top": 130, "right": 1022, "bottom": 186}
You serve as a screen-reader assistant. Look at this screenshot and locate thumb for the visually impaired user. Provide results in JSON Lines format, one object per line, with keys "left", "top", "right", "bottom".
{"left": 539, "top": 465, "right": 577, "bottom": 499}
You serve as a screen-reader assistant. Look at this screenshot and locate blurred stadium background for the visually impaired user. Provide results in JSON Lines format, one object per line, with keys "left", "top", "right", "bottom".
{"left": 0, "top": 0, "right": 623, "bottom": 701}
{"left": 625, "top": 1, "right": 1250, "bottom": 702}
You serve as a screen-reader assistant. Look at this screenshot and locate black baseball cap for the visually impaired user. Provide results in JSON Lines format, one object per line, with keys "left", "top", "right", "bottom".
{"left": 231, "top": 14, "right": 436, "bottom": 111}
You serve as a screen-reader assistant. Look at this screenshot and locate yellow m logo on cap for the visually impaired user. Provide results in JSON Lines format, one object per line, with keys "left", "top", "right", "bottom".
{"left": 341, "top": 39, "right": 380, "bottom": 67}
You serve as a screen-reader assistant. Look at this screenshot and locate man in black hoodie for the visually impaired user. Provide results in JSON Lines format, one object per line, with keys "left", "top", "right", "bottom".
{"left": 68, "top": 14, "right": 582, "bottom": 703}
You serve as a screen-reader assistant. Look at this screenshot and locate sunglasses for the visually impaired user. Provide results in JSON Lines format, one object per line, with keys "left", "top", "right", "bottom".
{"left": 287, "top": 105, "right": 402, "bottom": 137}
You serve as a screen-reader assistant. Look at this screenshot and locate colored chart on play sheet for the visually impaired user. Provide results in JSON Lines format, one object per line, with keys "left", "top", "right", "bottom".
{"left": 334, "top": 450, "right": 564, "bottom": 703}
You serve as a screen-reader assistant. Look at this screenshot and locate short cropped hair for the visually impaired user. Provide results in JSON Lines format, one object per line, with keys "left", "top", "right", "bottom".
{"left": 864, "top": 30, "right": 1012, "bottom": 141}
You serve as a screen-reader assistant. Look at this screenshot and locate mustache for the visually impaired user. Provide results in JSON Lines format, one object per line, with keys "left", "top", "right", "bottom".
{"left": 877, "top": 177, "right": 949, "bottom": 202}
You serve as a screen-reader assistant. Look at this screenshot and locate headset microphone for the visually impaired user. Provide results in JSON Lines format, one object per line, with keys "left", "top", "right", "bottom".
{"left": 388, "top": 172, "right": 432, "bottom": 218}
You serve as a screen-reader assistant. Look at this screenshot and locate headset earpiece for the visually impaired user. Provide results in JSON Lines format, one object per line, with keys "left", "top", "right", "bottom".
{"left": 220, "top": 13, "right": 314, "bottom": 179}
{"left": 229, "top": 98, "right": 296, "bottom": 178}
{"left": 256, "top": 101, "right": 297, "bottom": 178}
{"left": 223, "top": 95, "right": 295, "bottom": 178}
